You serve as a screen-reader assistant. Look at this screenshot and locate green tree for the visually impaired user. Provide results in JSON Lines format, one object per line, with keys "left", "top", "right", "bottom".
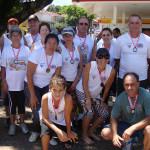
{"left": 59, "top": 5, "right": 88, "bottom": 28}
{"left": 54, "top": 22, "right": 67, "bottom": 31}
{"left": 46, "top": 5, "right": 62, "bottom": 13}
{"left": 0, "top": 0, "right": 53, "bottom": 36}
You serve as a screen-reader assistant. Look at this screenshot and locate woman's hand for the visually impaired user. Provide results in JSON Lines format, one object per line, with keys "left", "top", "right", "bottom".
{"left": 85, "top": 99, "right": 92, "bottom": 111}
{"left": 2, "top": 81, "right": 8, "bottom": 93}
{"left": 29, "top": 95, "right": 39, "bottom": 110}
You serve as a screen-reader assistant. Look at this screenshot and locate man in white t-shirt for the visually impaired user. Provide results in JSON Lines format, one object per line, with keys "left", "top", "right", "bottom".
{"left": 73, "top": 17, "right": 97, "bottom": 66}
{"left": 114, "top": 14, "right": 150, "bottom": 95}
{"left": 24, "top": 15, "right": 41, "bottom": 49}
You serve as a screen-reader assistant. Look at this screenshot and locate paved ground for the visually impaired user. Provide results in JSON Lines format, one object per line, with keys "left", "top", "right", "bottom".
{"left": 0, "top": 98, "right": 143, "bottom": 150}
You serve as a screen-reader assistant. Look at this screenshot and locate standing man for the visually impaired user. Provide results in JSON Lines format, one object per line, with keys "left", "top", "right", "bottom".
{"left": 114, "top": 14, "right": 150, "bottom": 95}
{"left": 25, "top": 14, "right": 41, "bottom": 49}
{"left": 113, "top": 28, "right": 121, "bottom": 39}
{"left": 73, "top": 17, "right": 97, "bottom": 66}
{"left": 101, "top": 73, "right": 150, "bottom": 150}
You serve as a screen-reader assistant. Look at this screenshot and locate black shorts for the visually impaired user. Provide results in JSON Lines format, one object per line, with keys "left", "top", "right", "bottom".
{"left": 8, "top": 91, "right": 25, "bottom": 114}
{"left": 4, "top": 92, "right": 9, "bottom": 106}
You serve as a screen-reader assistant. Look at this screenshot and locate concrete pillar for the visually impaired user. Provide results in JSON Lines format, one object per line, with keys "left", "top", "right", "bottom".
{"left": 122, "top": 9, "right": 125, "bottom": 33}
{"left": 113, "top": 6, "right": 117, "bottom": 27}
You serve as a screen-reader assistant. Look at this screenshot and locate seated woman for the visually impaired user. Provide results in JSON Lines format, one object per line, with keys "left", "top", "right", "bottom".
{"left": 41, "top": 75, "right": 78, "bottom": 150}
{"left": 76, "top": 48, "right": 115, "bottom": 144}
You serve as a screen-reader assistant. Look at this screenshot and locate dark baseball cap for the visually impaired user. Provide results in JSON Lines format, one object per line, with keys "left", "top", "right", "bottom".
{"left": 62, "top": 27, "right": 75, "bottom": 36}
{"left": 28, "top": 15, "right": 39, "bottom": 22}
{"left": 96, "top": 48, "right": 110, "bottom": 57}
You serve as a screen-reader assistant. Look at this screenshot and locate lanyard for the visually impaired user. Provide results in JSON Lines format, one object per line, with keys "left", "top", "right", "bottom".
{"left": 65, "top": 44, "right": 74, "bottom": 60}
{"left": 52, "top": 96, "right": 62, "bottom": 120}
{"left": 98, "top": 67, "right": 106, "bottom": 84}
{"left": 76, "top": 34, "right": 87, "bottom": 47}
{"left": 128, "top": 92, "right": 138, "bottom": 110}
{"left": 41, "top": 40, "right": 44, "bottom": 46}
{"left": 12, "top": 46, "right": 21, "bottom": 60}
{"left": 128, "top": 33, "right": 140, "bottom": 49}
{"left": 102, "top": 43, "right": 110, "bottom": 51}
{"left": 45, "top": 51, "right": 54, "bottom": 69}
{"left": 31, "top": 33, "right": 39, "bottom": 43}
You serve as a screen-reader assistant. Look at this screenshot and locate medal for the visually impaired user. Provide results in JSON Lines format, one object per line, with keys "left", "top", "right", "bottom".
{"left": 12, "top": 46, "right": 21, "bottom": 64}
{"left": 70, "top": 59, "right": 75, "bottom": 64}
{"left": 46, "top": 68, "right": 50, "bottom": 73}
{"left": 100, "top": 83, "right": 104, "bottom": 87}
{"left": 14, "top": 60, "right": 18, "bottom": 64}
{"left": 133, "top": 47, "right": 137, "bottom": 52}
{"left": 131, "top": 109, "right": 135, "bottom": 114}
{"left": 76, "top": 34, "right": 87, "bottom": 51}
{"left": 81, "top": 46, "right": 84, "bottom": 51}
{"left": 55, "top": 115, "right": 57, "bottom": 120}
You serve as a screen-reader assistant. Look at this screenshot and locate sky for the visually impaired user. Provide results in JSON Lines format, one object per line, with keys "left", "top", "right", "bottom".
{"left": 51, "top": 0, "right": 72, "bottom": 6}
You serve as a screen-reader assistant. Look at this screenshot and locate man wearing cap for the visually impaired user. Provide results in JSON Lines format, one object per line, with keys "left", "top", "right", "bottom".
{"left": 0, "top": 18, "right": 27, "bottom": 51}
{"left": 101, "top": 72, "right": 150, "bottom": 150}
{"left": 24, "top": 14, "right": 41, "bottom": 49}
{"left": 73, "top": 17, "right": 97, "bottom": 66}
{"left": 114, "top": 14, "right": 150, "bottom": 95}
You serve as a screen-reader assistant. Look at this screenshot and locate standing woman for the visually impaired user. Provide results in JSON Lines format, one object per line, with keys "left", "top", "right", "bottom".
{"left": 1, "top": 27, "right": 30, "bottom": 135}
{"left": 24, "top": 33, "right": 62, "bottom": 142}
{"left": 76, "top": 48, "right": 115, "bottom": 144}
{"left": 31, "top": 22, "right": 51, "bottom": 52}
{"left": 58, "top": 27, "right": 83, "bottom": 122}
{"left": 97, "top": 28, "right": 115, "bottom": 68}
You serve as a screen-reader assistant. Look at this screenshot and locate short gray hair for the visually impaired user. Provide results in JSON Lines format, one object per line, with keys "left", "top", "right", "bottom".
{"left": 9, "top": 27, "right": 22, "bottom": 38}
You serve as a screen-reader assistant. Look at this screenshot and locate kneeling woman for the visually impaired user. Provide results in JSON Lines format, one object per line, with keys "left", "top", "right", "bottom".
{"left": 76, "top": 48, "right": 115, "bottom": 144}
{"left": 41, "top": 75, "right": 78, "bottom": 150}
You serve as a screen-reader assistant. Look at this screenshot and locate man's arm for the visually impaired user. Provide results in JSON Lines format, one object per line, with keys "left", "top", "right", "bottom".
{"left": 91, "top": 40, "right": 97, "bottom": 61}
{"left": 114, "top": 59, "right": 120, "bottom": 73}
{"left": 122, "top": 115, "right": 150, "bottom": 141}
{"left": 111, "top": 117, "right": 124, "bottom": 148}
{"left": 147, "top": 59, "right": 150, "bottom": 87}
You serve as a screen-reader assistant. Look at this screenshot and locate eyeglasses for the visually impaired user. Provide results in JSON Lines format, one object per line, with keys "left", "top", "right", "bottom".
{"left": 79, "top": 23, "right": 89, "bottom": 26}
{"left": 102, "top": 34, "right": 111, "bottom": 37}
{"left": 97, "top": 55, "right": 109, "bottom": 59}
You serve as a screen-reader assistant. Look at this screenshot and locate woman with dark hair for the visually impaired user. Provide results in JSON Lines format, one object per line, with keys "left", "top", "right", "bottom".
{"left": 24, "top": 33, "right": 62, "bottom": 142}
{"left": 31, "top": 22, "right": 51, "bottom": 52}
{"left": 76, "top": 48, "right": 115, "bottom": 144}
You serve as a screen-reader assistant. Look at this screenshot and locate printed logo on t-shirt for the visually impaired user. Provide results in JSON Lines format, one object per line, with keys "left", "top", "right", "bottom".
{"left": 127, "top": 43, "right": 132, "bottom": 49}
{"left": 91, "top": 74, "right": 97, "bottom": 80}
{"left": 137, "top": 43, "right": 143, "bottom": 48}
{"left": 65, "top": 57, "right": 68, "bottom": 61}
{"left": 75, "top": 58, "right": 79, "bottom": 61}
{"left": 50, "top": 65, "right": 56, "bottom": 69}
{"left": 40, "top": 63, "right": 45, "bottom": 68}
{"left": 9, "top": 57, "right": 27, "bottom": 71}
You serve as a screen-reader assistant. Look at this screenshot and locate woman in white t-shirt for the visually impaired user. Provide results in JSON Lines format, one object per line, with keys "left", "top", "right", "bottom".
{"left": 76, "top": 48, "right": 115, "bottom": 144}
{"left": 24, "top": 33, "right": 62, "bottom": 142}
{"left": 58, "top": 27, "right": 83, "bottom": 122}
{"left": 30, "top": 22, "right": 51, "bottom": 52}
{"left": 1, "top": 27, "right": 30, "bottom": 136}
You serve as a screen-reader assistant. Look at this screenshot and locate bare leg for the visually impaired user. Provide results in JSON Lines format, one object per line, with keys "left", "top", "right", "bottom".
{"left": 101, "top": 127, "right": 113, "bottom": 140}
{"left": 143, "top": 125, "right": 150, "bottom": 150}
{"left": 41, "top": 135, "right": 50, "bottom": 150}
{"left": 82, "top": 117, "right": 94, "bottom": 144}
{"left": 10, "top": 114, "right": 16, "bottom": 125}
{"left": 88, "top": 118, "right": 104, "bottom": 141}
{"left": 19, "top": 114, "right": 24, "bottom": 124}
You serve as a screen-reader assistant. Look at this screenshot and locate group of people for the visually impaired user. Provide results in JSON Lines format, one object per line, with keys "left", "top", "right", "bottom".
{"left": 0, "top": 13, "right": 150, "bottom": 150}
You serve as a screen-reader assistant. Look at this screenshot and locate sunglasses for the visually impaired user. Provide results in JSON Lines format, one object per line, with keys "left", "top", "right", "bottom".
{"left": 97, "top": 55, "right": 109, "bottom": 59}
{"left": 102, "top": 34, "right": 111, "bottom": 37}
{"left": 79, "top": 23, "right": 89, "bottom": 26}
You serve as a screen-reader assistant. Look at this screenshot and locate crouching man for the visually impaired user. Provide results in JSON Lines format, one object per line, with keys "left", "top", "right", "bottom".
{"left": 101, "top": 72, "right": 150, "bottom": 150}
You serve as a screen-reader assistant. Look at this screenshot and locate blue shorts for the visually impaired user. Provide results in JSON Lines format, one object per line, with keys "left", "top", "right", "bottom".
{"left": 118, "top": 121, "right": 144, "bottom": 138}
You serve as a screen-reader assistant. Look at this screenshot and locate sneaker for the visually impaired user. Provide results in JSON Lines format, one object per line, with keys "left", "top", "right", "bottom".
{"left": 29, "top": 132, "right": 40, "bottom": 142}
{"left": 49, "top": 137, "right": 58, "bottom": 146}
{"left": 5, "top": 117, "right": 10, "bottom": 128}
{"left": 8, "top": 124, "right": 16, "bottom": 136}
{"left": 20, "top": 123, "right": 29, "bottom": 134}
{"left": 122, "top": 137, "right": 135, "bottom": 150}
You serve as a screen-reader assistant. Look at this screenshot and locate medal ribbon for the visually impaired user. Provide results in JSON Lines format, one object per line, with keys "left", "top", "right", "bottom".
{"left": 45, "top": 51, "right": 54, "bottom": 69}
{"left": 128, "top": 92, "right": 138, "bottom": 110}
{"left": 128, "top": 33, "right": 140, "bottom": 49}
{"left": 41, "top": 40, "right": 44, "bottom": 46}
{"left": 102, "top": 43, "right": 110, "bottom": 51}
{"left": 76, "top": 34, "right": 87, "bottom": 47}
{"left": 31, "top": 33, "right": 39, "bottom": 43}
{"left": 52, "top": 96, "right": 63, "bottom": 119}
{"left": 12, "top": 46, "right": 21, "bottom": 60}
{"left": 98, "top": 67, "right": 106, "bottom": 85}
{"left": 65, "top": 44, "right": 74, "bottom": 60}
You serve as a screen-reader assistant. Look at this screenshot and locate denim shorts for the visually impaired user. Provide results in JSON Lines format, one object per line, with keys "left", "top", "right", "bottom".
{"left": 118, "top": 121, "right": 144, "bottom": 138}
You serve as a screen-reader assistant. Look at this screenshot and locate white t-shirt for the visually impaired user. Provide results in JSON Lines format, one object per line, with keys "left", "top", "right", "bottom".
{"left": 26, "top": 47, "right": 62, "bottom": 88}
{"left": 97, "top": 43, "right": 115, "bottom": 68}
{"left": 76, "top": 61, "right": 112, "bottom": 98}
{"left": 33, "top": 40, "right": 43, "bottom": 51}
{"left": 1, "top": 45, "right": 30, "bottom": 91}
{"left": 3, "top": 34, "right": 24, "bottom": 47}
{"left": 60, "top": 44, "right": 80, "bottom": 81}
{"left": 114, "top": 33, "right": 150, "bottom": 80}
{"left": 73, "top": 34, "right": 94, "bottom": 64}
{"left": 24, "top": 33, "right": 41, "bottom": 49}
